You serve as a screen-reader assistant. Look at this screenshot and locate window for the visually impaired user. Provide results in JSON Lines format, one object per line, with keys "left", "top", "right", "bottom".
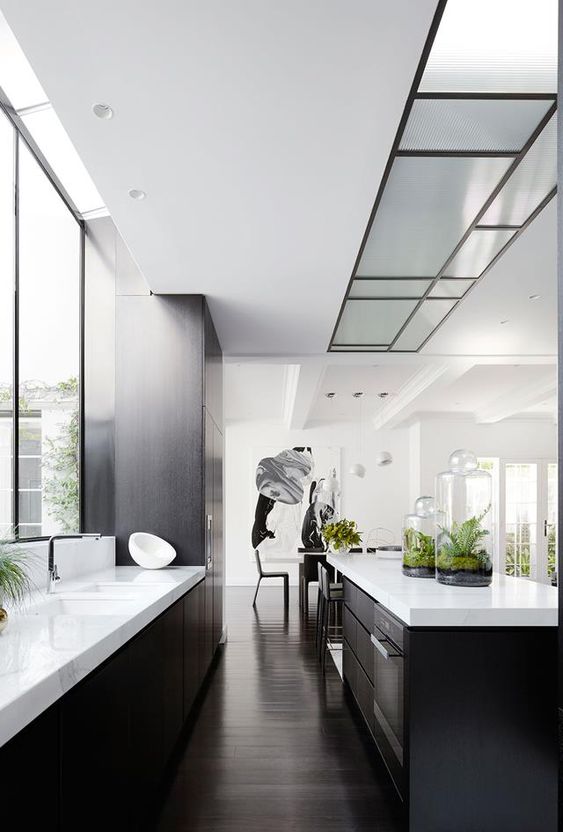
{"left": 0, "top": 113, "right": 83, "bottom": 541}
{"left": 504, "top": 463, "right": 537, "bottom": 579}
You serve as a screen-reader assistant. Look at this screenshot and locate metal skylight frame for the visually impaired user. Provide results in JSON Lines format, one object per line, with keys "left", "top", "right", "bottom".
{"left": 328, "top": 0, "right": 557, "bottom": 353}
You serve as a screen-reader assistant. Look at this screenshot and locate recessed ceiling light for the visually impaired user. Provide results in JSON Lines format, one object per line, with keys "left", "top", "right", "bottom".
{"left": 378, "top": 392, "right": 389, "bottom": 399}
{"left": 528, "top": 294, "right": 540, "bottom": 300}
{"left": 325, "top": 392, "right": 336, "bottom": 399}
{"left": 353, "top": 392, "right": 364, "bottom": 398}
{"left": 92, "top": 103, "right": 114, "bottom": 120}
{"left": 500, "top": 319, "right": 510, "bottom": 325}
{"left": 128, "top": 188, "right": 146, "bottom": 201}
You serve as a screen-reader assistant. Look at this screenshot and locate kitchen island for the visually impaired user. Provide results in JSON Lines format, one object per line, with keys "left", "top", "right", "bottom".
{"left": 328, "top": 553, "right": 558, "bottom": 832}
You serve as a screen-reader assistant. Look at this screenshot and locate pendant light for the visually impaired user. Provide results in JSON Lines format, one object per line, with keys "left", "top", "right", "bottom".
{"left": 349, "top": 392, "right": 366, "bottom": 478}
{"left": 322, "top": 393, "right": 341, "bottom": 495}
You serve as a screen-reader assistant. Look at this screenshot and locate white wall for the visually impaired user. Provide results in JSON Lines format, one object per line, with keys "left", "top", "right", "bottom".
{"left": 225, "top": 415, "right": 557, "bottom": 586}
{"left": 412, "top": 416, "right": 557, "bottom": 495}
{"left": 225, "top": 421, "right": 410, "bottom": 585}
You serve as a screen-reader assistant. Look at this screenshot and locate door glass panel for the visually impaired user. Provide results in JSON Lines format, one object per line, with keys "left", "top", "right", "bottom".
{"left": 504, "top": 463, "right": 537, "bottom": 578}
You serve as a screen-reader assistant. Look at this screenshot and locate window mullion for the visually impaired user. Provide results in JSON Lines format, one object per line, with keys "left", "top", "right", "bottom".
{"left": 12, "top": 129, "right": 19, "bottom": 540}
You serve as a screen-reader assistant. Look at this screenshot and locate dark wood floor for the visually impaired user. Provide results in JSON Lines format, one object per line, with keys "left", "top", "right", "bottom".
{"left": 156, "top": 586, "right": 404, "bottom": 832}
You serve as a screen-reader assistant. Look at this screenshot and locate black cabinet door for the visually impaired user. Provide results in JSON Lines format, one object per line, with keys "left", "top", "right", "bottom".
{"left": 184, "top": 579, "right": 204, "bottom": 716}
{"left": 129, "top": 617, "right": 166, "bottom": 827}
{"left": 0, "top": 704, "right": 60, "bottom": 831}
{"left": 213, "top": 422, "right": 224, "bottom": 647}
{"left": 61, "top": 649, "right": 131, "bottom": 832}
{"left": 162, "top": 599, "right": 184, "bottom": 762}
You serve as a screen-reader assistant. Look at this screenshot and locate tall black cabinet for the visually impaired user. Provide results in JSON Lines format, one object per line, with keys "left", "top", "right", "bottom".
{"left": 84, "top": 220, "right": 224, "bottom": 654}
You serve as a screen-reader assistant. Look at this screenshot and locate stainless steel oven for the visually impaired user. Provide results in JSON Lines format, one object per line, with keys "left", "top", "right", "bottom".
{"left": 371, "top": 605, "right": 404, "bottom": 791}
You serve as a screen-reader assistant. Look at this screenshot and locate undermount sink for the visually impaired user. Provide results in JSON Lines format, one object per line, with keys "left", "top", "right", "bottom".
{"left": 25, "top": 595, "right": 139, "bottom": 617}
{"left": 79, "top": 582, "right": 163, "bottom": 593}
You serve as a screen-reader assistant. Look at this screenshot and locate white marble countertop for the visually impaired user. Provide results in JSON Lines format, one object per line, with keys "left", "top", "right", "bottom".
{"left": 327, "top": 554, "right": 558, "bottom": 628}
{"left": 0, "top": 565, "right": 204, "bottom": 748}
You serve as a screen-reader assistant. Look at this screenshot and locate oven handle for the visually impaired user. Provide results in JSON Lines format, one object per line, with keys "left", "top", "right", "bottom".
{"left": 371, "top": 632, "right": 402, "bottom": 660}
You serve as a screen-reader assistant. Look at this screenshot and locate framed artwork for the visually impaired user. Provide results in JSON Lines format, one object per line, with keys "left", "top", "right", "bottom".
{"left": 250, "top": 445, "right": 340, "bottom": 560}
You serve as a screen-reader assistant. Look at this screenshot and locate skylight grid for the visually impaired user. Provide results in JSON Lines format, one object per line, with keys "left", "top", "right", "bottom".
{"left": 329, "top": 0, "right": 557, "bottom": 354}
{"left": 0, "top": 12, "right": 107, "bottom": 217}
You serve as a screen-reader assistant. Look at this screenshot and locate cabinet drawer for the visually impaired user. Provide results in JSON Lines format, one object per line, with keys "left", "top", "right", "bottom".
{"left": 343, "top": 637, "right": 357, "bottom": 692}
{"left": 343, "top": 577, "right": 357, "bottom": 610}
{"left": 345, "top": 640, "right": 375, "bottom": 735}
{"left": 343, "top": 603, "right": 357, "bottom": 654}
{"left": 356, "top": 619, "right": 375, "bottom": 685}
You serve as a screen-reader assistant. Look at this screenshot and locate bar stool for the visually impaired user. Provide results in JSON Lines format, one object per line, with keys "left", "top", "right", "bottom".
{"left": 315, "top": 562, "right": 343, "bottom": 652}
{"left": 252, "top": 550, "right": 289, "bottom": 609}
{"left": 318, "top": 564, "right": 343, "bottom": 673}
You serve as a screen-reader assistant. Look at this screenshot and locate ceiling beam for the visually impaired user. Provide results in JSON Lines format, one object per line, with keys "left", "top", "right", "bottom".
{"left": 285, "top": 363, "right": 327, "bottom": 430}
{"left": 476, "top": 376, "right": 557, "bottom": 424}
{"left": 372, "top": 361, "right": 475, "bottom": 430}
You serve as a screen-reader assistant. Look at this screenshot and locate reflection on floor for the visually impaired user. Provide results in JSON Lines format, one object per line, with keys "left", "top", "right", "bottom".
{"left": 156, "top": 586, "right": 403, "bottom": 832}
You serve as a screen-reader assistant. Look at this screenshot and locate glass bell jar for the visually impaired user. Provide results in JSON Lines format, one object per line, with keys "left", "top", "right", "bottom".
{"left": 435, "top": 449, "right": 493, "bottom": 587}
{"left": 402, "top": 496, "right": 436, "bottom": 578}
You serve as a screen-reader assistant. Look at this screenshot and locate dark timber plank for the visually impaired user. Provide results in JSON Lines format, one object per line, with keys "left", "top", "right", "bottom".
{"left": 156, "top": 586, "right": 403, "bottom": 832}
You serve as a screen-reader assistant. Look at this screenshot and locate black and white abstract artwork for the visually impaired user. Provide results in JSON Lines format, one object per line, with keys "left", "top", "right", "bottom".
{"left": 251, "top": 446, "right": 340, "bottom": 558}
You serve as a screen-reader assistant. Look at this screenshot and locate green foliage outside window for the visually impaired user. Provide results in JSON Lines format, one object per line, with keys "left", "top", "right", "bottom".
{"left": 43, "top": 377, "right": 79, "bottom": 533}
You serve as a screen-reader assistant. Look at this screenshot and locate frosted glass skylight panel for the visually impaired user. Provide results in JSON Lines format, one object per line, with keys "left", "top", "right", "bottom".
{"left": 445, "top": 229, "right": 515, "bottom": 277}
{"left": 400, "top": 98, "right": 552, "bottom": 152}
{"left": 392, "top": 300, "right": 456, "bottom": 351}
{"left": 333, "top": 300, "right": 417, "bottom": 346}
{"left": 22, "top": 107, "right": 104, "bottom": 213}
{"left": 357, "top": 156, "right": 511, "bottom": 277}
{"left": 428, "top": 279, "right": 474, "bottom": 298}
{"left": 479, "top": 115, "right": 557, "bottom": 226}
{"left": 330, "top": 346, "right": 388, "bottom": 352}
{"left": 0, "top": 12, "right": 48, "bottom": 109}
{"left": 349, "top": 279, "right": 431, "bottom": 298}
{"left": 420, "top": 0, "right": 557, "bottom": 93}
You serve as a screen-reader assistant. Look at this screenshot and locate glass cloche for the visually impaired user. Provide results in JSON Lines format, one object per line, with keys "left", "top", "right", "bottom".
{"left": 402, "top": 496, "right": 436, "bottom": 578}
{"left": 435, "top": 450, "right": 493, "bottom": 587}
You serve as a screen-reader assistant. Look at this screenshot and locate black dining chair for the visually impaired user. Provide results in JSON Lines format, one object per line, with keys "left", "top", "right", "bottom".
{"left": 253, "top": 550, "right": 289, "bottom": 609}
{"left": 318, "top": 564, "right": 343, "bottom": 673}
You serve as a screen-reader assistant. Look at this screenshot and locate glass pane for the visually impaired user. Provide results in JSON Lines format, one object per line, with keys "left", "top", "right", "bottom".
{"left": 22, "top": 107, "right": 104, "bottom": 214}
{"left": 18, "top": 141, "right": 81, "bottom": 537}
{"left": 505, "top": 463, "right": 537, "bottom": 578}
{"left": 357, "top": 156, "right": 512, "bottom": 276}
{"left": 428, "top": 278, "right": 474, "bottom": 298}
{"left": 0, "top": 11, "right": 48, "bottom": 110}
{"left": 400, "top": 98, "right": 552, "bottom": 152}
{"left": 444, "top": 229, "right": 515, "bottom": 277}
{"left": 349, "top": 279, "right": 431, "bottom": 298}
{"left": 392, "top": 299, "right": 456, "bottom": 351}
{"left": 329, "top": 345, "right": 388, "bottom": 352}
{"left": 0, "top": 112, "right": 14, "bottom": 538}
{"left": 333, "top": 299, "right": 417, "bottom": 346}
{"left": 479, "top": 115, "right": 556, "bottom": 226}
{"left": 546, "top": 463, "right": 557, "bottom": 584}
{"left": 420, "top": 0, "right": 557, "bottom": 93}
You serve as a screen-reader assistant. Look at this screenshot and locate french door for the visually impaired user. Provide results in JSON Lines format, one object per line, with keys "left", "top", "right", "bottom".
{"left": 498, "top": 460, "right": 557, "bottom": 585}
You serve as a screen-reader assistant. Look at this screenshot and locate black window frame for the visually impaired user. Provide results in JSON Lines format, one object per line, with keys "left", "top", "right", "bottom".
{"left": 0, "top": 97, "right": 85, "bottom": 542}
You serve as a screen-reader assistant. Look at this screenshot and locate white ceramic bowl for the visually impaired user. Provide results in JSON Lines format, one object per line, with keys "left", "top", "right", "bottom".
{"left": 128, "top": 532, "right": 176, "bottom": 569}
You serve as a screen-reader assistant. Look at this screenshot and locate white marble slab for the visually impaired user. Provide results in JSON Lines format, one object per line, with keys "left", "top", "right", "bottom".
{"left": 328, "top": 554, "right": 557, "bottom": 628}
{"left": 0, "top": 565, "right": 205, "bottom": 748}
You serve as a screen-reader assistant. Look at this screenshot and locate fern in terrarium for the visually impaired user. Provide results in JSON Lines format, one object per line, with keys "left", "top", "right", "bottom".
{"left": 437, "top": 506, "right": 491, "bottom": 572}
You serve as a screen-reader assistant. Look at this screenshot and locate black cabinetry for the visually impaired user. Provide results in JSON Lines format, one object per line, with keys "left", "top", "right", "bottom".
{"left": 342, "top": 576, "right": 557, "bottom": 832}
{"left": 6, "top": 579, "right": 210, "bottom": 832}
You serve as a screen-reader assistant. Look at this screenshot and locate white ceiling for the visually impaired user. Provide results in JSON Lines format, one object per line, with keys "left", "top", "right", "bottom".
{"left": 1, "top": 0, "right": 439, "bottom": 355}
{"left": 425, "top": 199, "right": 557, "bottom": 356}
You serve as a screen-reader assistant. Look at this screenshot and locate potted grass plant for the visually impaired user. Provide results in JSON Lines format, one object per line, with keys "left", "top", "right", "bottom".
{"left": 322, "top": 519, "right": 361, "bottom": 554}
{"left": 0, "top": 539, "right": 34, "bottom": 632}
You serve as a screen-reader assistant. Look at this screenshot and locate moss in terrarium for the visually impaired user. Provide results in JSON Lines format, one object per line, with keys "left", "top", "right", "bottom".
{"left": 402, "top": 527, "right": 435, "bottom": 569}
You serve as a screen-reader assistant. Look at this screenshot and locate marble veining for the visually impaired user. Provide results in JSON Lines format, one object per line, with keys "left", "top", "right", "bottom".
{"left": 0, "top": 565, "right": 205, "bottom": 748}
{"left": 328, "top": 553, "right": 557, "bottom": 627}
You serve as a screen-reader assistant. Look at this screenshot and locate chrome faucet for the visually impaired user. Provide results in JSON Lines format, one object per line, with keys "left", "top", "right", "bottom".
{"left": 47, "top": 533, "right": 102, "bottom": 593}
